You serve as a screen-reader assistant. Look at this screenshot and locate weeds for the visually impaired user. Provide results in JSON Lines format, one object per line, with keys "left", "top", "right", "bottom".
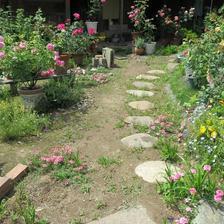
{"left": 97, "top": 156, "right": 121, "bottom": 168}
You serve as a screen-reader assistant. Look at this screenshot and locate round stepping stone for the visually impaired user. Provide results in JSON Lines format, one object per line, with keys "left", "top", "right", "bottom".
{"left": 136, "top": 74, "right": 159, "bottom": 81}
{"left": 127, "top": 90, "right": 154, "bottom": 97}
{"left": 132, "top": 81, "right": 155, "bottom": 90}
{"left": 147, "top": 70, "right": 165, "bottom": 75}
{"left": 128, "top": 101, "right": 154, "bottom": 111}
{"left": 135, "top": 161, "right": 178, "bottom": 183}
{"left": 121, "top": 133, "right": 157, "bottom": 149}
{"left": 124, "top": 116, "right": 153, "bottom": 126}
{"left": 88, "top": 205, "right": 156, "bottom": 224}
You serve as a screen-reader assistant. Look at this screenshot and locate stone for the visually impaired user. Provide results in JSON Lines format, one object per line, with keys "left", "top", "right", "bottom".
{"left": 193, "top": 201, "right": 224, "bottom": 224}
{"left": 136, "top": 75, "right": 160, "bottom": 81}
{"left": 135, "top": 161, "right": 178, "bottom": 183}
{"left": 128, "top": 101, "right": 154, "bottom": 111}
{"left": 124, "top": 116, "right": 153, "bottom": 126}
{"left": 0, "top": 176, "right": 13, "bottom": 199}
{"left": 167, "top": 63, "right": 179, "bottom": 73}
{"left": 127, "top": 90, "right": 154, "bottom": 97}
{"left": 132, "top": 81, "right": 155, "bottom": 90}
{"left": 147, "top": 70, "right": 165, "bottom": 75}
{"left": 102, "top": 47, "right": 115, "bottom": 68}
{"left": 121, "top": 133, "right": 157, "bottom": 149}
{"left": 88, "top": 205, "right": 156, "bottom": 224}
{"left": 6, "top": 163, "right": 28, "bottom": 183}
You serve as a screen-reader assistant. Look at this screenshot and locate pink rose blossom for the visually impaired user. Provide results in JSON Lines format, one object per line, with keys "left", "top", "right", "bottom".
{"left": 174, "top": 16, "right": 179, "bottom": 21}
{"left": 88, "top": 27, "right": 96, "bottom": 35}
{"left": 73, "top": 13, "right": 80, "bottom": 20}
{"left": 101, "top": 0, "right": 107, "bottom": 3}
{"left": 65, "top": 18, "right": 71, "bottom": 24}
{"left": 203, "top": 165, "right": 211, "bottom": 172}
{"left": 56, "top": 59, "right": 65, "bottom": 67}
{"left": 189, "top": 187, "right": 197, "bottom": 195}
{"left": 214, "top": 194, "right": 223, "bottom": 202}
{"left": 46, "top": 43, "right": 54, "bottom": 51}
{"left": 0, "top": 36, "right": 4, "bottom": 42}
{"left": 40, "top": 69, "right": 55, "bottom": 77}
{"left": 190, "top": 169, "right": 196, "bottom": 174}
{"left": 72, "top": 28, "right": 83, "bottom": 36}
{"left": 0, "top": 42, "right": 5, "bottom": 49}
{"left": 57, "top": 23, "right": 65, "bottom": 31}
{"left": 0, "top": 51, "right": 5, "bottom": 59}
{"left": 216, "top": 190, "right": 224, "bottom": 196}
{"left": 175, "top": 217, "right": 189, "bottom": 224}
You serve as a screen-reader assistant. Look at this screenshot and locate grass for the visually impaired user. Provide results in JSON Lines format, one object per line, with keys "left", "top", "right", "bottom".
{"left": 97, "top": 156, "right": 121, "bottom": 168}
{"left": 134, "top": 124, "right": 149, "bottom": 133}
{"left": 115, "top": 120, "right": 125, "bottom": 128}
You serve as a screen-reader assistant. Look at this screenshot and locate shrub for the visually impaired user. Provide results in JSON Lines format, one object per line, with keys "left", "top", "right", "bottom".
{"left": 0, "top": 99, "right": 48, "bottom": 141}
{"left": 43, "top": 76, "right": 84, "bottom": 109}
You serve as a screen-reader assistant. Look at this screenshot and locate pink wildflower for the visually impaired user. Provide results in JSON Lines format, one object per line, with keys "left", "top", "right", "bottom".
{"left": 0, "top": 42, "right": 5, "bottom": 49}
{"left": 170, "top": 172, "right": 184, "bottom": 181}
{"left": 46, "top": 43, "right": 55, "bottom": 51}
{"left": 216, "top": 190, "right": 224, "bottom": 196}
{"left": 190, "top": 168, "right": 196, "bottom": 174}
{"left": 203, "top": 165, "right": 211, "bottom": 172}
{"left": 18, "top": 42, "right": 26, "bottom": 49}
{"left": 41, "top": 155, "right": 64, "bottom": 165}
{"left": 73, "top": 13, "right": 80, "bottom": 20}
{"left": 185, "top": 207, "right": 192, "bottom": 212}
{"left": 0, "top": 51, "right": 5, "bottom": 59}
{"left": 57, "top": 23, "right": 65, "bottom": 31}
{"left": 175, "top": 217, "right": 189, "bottom": 224}
{"left": 56, "top": 59, "right": 65, "bottom": 67}
{"left": 189, "top": 187, "right": 197, "bottom": 195}
{"left": 0, "top": 36, "right": 4, "bottom": 42}
{"left": 88, "top": 27, "right": 96, "bottom": 35}
{"left": 214, "top": 194, "right": 223, "bottom": 202}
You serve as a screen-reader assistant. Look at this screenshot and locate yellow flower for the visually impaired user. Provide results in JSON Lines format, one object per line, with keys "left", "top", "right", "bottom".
{"left": 211, "top": 131, "right": 217, "bottom": 139}
{"left": 215, "top": 27, "right": 221, "bottom": 32}
{"left": 208, "top": 126, "right": 215, "bottom": 132}
{"left": 200, "top": 125, "right": 206, "bottom": 135}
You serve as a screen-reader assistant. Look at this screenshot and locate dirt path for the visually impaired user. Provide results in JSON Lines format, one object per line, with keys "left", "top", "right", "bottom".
{"left": 4, "top": 56, "right": 173, "bottom": 224}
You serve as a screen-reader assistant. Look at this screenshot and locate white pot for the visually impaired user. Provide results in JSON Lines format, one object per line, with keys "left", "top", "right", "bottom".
{"left": 145, "top": 42, "right": 156, "bottom": 55}
{"left": 86, "top": 21, "right": 98, "bottom": 33}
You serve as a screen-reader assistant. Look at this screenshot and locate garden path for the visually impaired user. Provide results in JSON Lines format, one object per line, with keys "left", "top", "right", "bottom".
{"left": 3, "top": 55, "right": 177, "bottom": 223}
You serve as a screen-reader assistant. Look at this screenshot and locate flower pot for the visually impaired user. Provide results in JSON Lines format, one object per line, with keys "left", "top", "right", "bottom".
{"left": 145, "top": 42, "right": 156, "bottom": 55}
{"left": 135, "top": 47, "right": 145, "bottom": 56}
{"left": 19, "top": 86, "right": 44, "bottom": 109}
{"left": 86, "top": 21, "right": 98, "bottom": 33}
{"left": 60, "top": 53, "right": 70, "bottom": 67}
{"left": 72, "top": 54, "right": 84, "bottom": 66}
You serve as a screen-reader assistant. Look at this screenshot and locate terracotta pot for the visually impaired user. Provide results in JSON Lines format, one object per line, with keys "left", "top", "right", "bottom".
{"left": 19, "top": 86, "right": 44, "bottom": 109}
{"left": 60, "top": 53, "right": 70, "bottom": 67}
{"left": 135, "top": 48, "right": 145, "bottom": 55}
{"left": 72, "top": 54, "right": 84, "bottom": 66}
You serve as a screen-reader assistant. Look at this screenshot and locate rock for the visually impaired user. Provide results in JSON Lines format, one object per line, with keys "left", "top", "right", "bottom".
{"left": 88, "top": 205, "right": 156, "bottom": 224}
{"left": 193, "top": 201, "right": 224, "bottom": 224}
{"left": 132, "top": 81, "right": 155, "bottom": 90}
{"left": 121, "top": 133, "right": 157, "bottom": 149}
{"left": 136, "top": 75, "right": 160, "bottom": 81}
{"left": 128, "top": 101, "right": 154, "bottom": 111}
{"left": 102, "top": 47, "right": 115, "bottom": 68}
{"left": 147, "top": 70, "right": 165, "bottom": 75}
{"left": 167, "top": 63, "right": 179, "bottom": 73}
{"left": 127, "top": 90, "right": 154, "bottom": 97}
{"left": 135, "top": 161, "right": 178, "bottom": 183}
{"left": 124, "top": 116, "right": 154, "bottom": 126}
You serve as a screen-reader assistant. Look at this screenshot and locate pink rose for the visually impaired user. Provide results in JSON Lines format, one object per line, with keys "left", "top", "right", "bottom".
{"left": 0, "top": 42, "right": 5, "bottom": 49}
{"left": 101, "top": 0, "right": 107, "bottom": 3}
{"left": 174, "top": 16, "right": 179, "bottom": 21}
{"left": 72, "top": 28, "right": 83, "bottom": 36}
{"left": 46, "top": 43, "right": 54, "bottom": 51}
{"left": 57, "top": 23, "right": 65, "bottom": 31}
{"left": 73, "top": 13, "right": 80, "bottom": 20}
{"left": 56, "top": 59, "right": 65, "bottom": 67}
{"left": 88, "top": 27, "right": 96, "bottom": 35}
{"left": 0, "top": 51, "right": 5, "bottom": 59}
{"left": 203, "top": 165, "right": 211, "bottom": 172}
{"left": 189, "top": 187, "right": 197, "bottom": 195}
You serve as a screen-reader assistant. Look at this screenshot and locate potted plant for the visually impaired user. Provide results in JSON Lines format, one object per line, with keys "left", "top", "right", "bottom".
{"left": 0, "top": 36, "right": 60, "bottom": 108}
{"left": 135, "top": 37, "right": 145, "bottom": 55}
{"left": 128, "top": 0, "right": 149, "bottom": 41}
{"left": 86, "top": 0, "right": 107, "bottom": 33}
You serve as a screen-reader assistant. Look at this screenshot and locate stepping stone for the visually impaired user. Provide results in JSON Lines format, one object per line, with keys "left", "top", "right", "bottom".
{"left": 121, "top": 133, "right": 157, "bottom": 149}
{"left": 136, "top": 75, "right": 160, "bottom": 81}
{"left": 127, "top": 90, "right": 154, "bottom": 97}
{"left": 128, "top": 101, "right": 154, "bottom": 111}
{"left": 147, "top": 70, "right": 165, "bottom": 75}
{"left": 167, "top": 63, "right": 179, "bottom": 73}
{"left": 88, "top": 205, "right": 156, "bottom": 224}
{"left": 124, "top": 116, "right": 153, "bottom": 126}
{"left": 132, "top": 81, "right": 155, "bottom": 90}
{"left": 135, "top": 161, "right": 178, "bottom": 183}
{"left": 193, "top": 201, "right": 224, "bottom": 224}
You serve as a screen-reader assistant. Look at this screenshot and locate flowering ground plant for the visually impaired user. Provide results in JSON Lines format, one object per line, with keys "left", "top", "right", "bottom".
{"left": 0, "top": 35, "right": 58, "bottom": 89}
